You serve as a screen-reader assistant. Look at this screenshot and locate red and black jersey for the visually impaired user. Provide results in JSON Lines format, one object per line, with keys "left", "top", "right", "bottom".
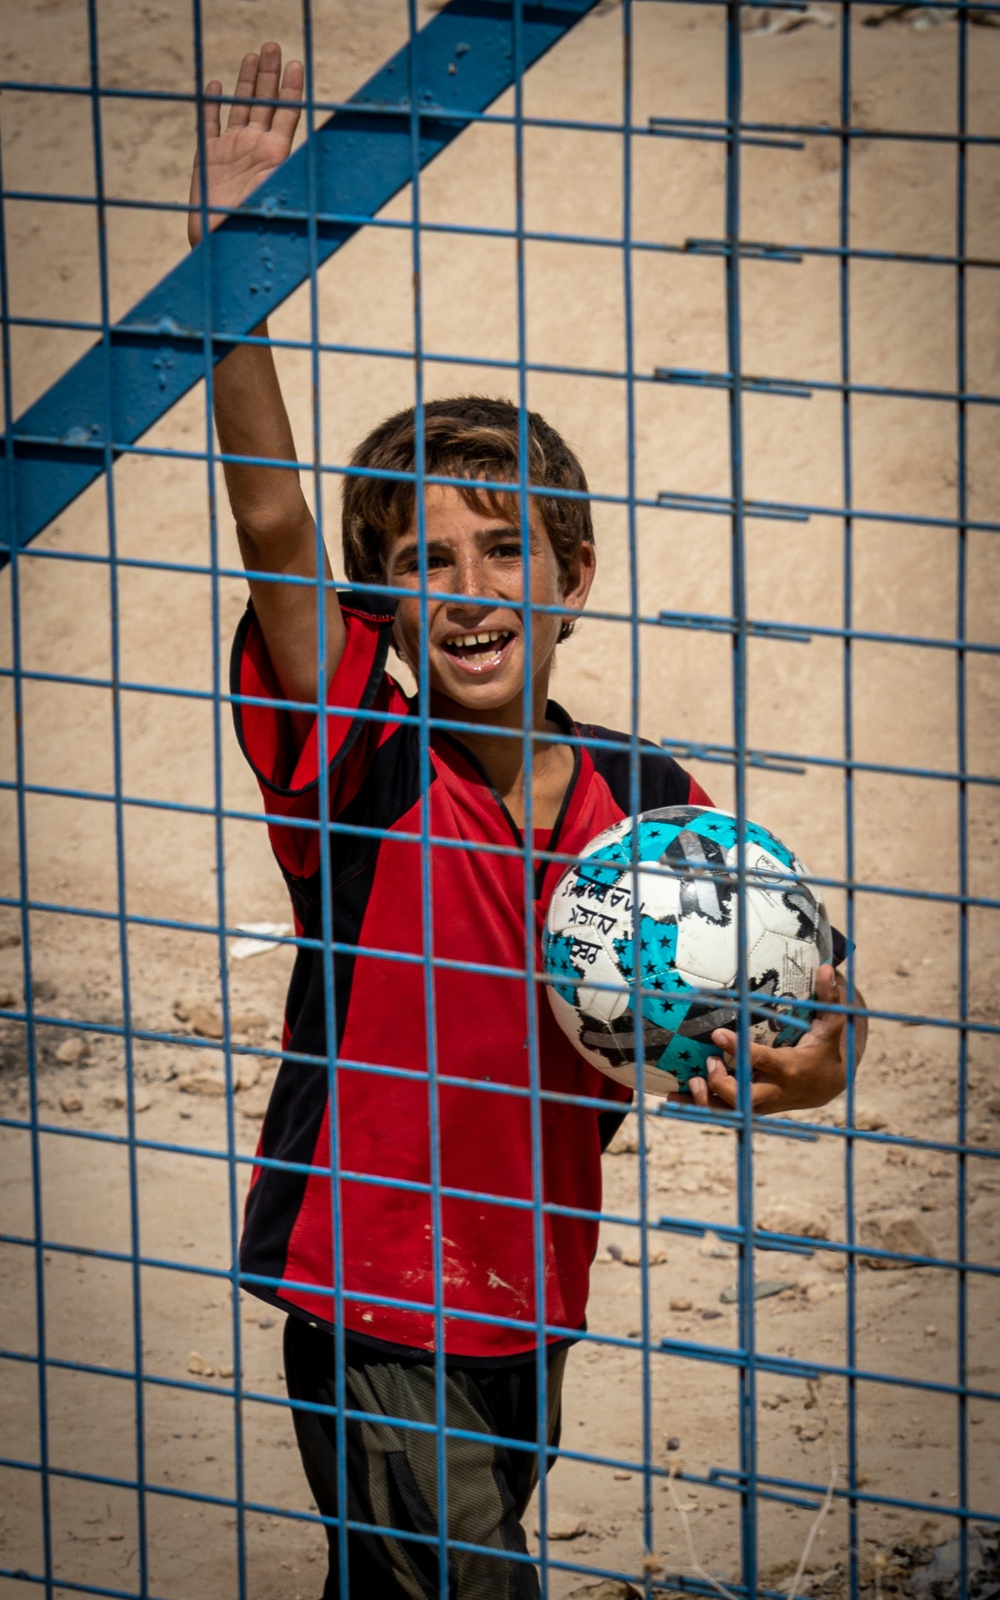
{"left": 231, "top": 592, "right": 712, "bottom": 1363}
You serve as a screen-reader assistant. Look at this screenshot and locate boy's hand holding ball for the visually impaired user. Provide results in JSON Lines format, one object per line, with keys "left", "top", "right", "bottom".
{"left": 687, "top": 963, "right": 866, "bottom": 1115}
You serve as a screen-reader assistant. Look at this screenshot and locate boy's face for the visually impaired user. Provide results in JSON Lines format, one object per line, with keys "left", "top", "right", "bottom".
{"left": 386, "top": 485, "right": 595, "bottom": 718}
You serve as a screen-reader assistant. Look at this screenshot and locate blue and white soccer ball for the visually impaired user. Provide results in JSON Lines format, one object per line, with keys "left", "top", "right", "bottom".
{"left": 543, "top": 806, "right": 832, "bottom": 1095}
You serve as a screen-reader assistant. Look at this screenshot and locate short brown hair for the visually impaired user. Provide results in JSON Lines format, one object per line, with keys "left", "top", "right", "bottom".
{"left": 341, "top": 397, "right": 593, "bottom": 639}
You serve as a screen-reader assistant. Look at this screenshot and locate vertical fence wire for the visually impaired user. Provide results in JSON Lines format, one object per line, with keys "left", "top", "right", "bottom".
{"left": 0, "top": 86, "right": 55, "bottom": 1600}
{"left": 190, "top": 6, "right": 250, "bottom": 1594}
{"left": 298, "top": 3, "right": 357, "bottom": 1592}
{"left": 84, "top": 5, "right": 151, "bottom": 1594}
{"left": 510, "top": 6, "right": 557, "bottom": 1596}
{"left": 836, "top": 7, "right": 861, "bottom": 1596}
{"left": 619, "top": 1, "right": 658, "bottom": 1588}
{"left": 721, "top": 4, "right": 760, "bottom": 1592}
{"left": 953, "top": 5, "right": 971, "bottom": 1588}
{"left": 1, "top": 2, "right": 998, "bottom": 1597}
{"left": 404, "top": 7, "right": 452, "bottom": 1594}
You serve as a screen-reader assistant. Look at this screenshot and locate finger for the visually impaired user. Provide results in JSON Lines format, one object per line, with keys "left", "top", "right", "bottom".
{"left": 710, "top": 1029, "right": 791, "bottom": 1081}
{"left": 201, "top": 79, "right": 222, "bottom": 142}
{"left": 227, "top": 51, "right": 260, "bottom": 130}
{"left": 704, "top": 1058, "right": 737, "bottom": 1107}
{"left": 272, "top": 57, "right": 304, "bottom": 145}
{"left": 807, "top": 965, "right": 845, "bottom": 1042}
{"left": 672, "top": 1076, "right": 733, "bottom": 1113}
{"left": 686, "top": 1075, "right": 709, "bottom": 1107}
{"left": 748, "top": 1081, "right": 785, "bottom": 1115}
{"left": 249, "top": 40, "right": 283, "bottom": 128}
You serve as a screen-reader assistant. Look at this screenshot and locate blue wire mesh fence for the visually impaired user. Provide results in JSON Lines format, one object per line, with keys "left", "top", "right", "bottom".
{"left": 1, "top": 1, "right": 998, "bottom": 1597}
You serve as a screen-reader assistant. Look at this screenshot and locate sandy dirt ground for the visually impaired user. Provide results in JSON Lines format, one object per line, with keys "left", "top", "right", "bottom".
{"left": 1, "top": 0, "right": 999, "bottom": 1595}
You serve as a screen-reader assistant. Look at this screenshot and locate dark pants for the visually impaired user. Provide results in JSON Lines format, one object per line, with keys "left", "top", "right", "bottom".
{"left": 283, "top": 1316, "right": 568, "bottom": 1600}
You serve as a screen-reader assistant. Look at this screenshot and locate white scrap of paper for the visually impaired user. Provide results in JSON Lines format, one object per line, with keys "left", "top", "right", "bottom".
{"left": 228, "top": 922, "right": 293, "bottom": 962}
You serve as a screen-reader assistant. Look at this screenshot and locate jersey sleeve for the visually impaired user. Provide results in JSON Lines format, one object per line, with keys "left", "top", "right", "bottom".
{"left": 687, "top": 774, "right": 714, "bottom": 807}
{"left": 230, "top": 591, "right": 403, "bottom": 881}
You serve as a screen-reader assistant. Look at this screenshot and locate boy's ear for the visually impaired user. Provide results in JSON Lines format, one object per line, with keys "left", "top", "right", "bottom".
{"left": 391, "top": 615, "right": 409, "bottom": 664}
{"left": 561, "top": 537, "right": 596, "bottom": 616}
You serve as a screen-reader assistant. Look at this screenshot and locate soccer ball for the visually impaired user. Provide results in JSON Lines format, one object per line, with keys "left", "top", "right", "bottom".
{"left": 542, "top": 806, "right": 832, "bottom": 1095}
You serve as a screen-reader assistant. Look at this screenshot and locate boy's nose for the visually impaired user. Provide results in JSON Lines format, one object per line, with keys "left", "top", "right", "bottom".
{"left": 452, "top": 553, "right": 492, "bottom": 602}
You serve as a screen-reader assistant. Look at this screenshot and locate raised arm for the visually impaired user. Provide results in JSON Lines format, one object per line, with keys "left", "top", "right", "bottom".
{"left": 190, "top": 43, "right": 345, "bottom": 742}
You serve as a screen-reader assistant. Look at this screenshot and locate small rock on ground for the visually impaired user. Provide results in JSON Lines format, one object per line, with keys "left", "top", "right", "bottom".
{"left": 562, "top": 1584, "right": 641, "bottom": 1600}
{"left": 758, "top": 1201, "right": 830, "bottom": 1240}
{"left": 539, "top": 1515, "right": 587, "bottom": 1540}
{"left": 605, "top": 1123, "right": 649, "bottom": 1156}
{"left": 55, "top": 1036, "right": 88, "bottom": 1066}
{"left": 860, "top": 1214, "right": 935, "bottom": 1267}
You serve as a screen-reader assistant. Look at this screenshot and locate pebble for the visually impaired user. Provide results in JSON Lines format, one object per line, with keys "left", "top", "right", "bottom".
{"left": 666, "top": 1436, "right": 681, "bottom": 1451}
{"left": 613, "top": 1470, "right": 631, "bottom": 1480}
{"left": 238, "top": 1086, "right": 272, "bottom": 1119}
{"left": 228, "top": 923, "right": 291, "bottom": 962}
{"left": 0, "top": 987, "right": 18, "bottom": 1008}
{"left": 540, "top": 1515, "right": 587, "bottom": 1540}
{"left": 108, "top": 1088, "right": 152, "bottom": 1112}
{"left": 190, "top": 1006, "right": 224, "bottom": 1040}
{"left": 59, "top": 1090, "right": 84, "bottom": 1114}
{"left": 0, "top": 930, "right": 21, "bottom": 949}
{"left": 562, "top": 1582, "right": 640, "bottom": 1600}
{"left": 758, "top": 1202, "right": 829, "bottom": 1241}
{"left": 698, "top": 1231, "right": 737, "bottom": 1259}
{"left": 55, "top": 1036, "right": 88, "bottom": 1066}
{"left": 187, "top": 1352, "right": 215, "bottom": 1377}
{"left": 860, "top": 1214, "right": 934, "bottom": 1268}
{"left": 231, "top": 1011, "right": 269, "bottom": 1037}
{"left": 32, "top": 978, "right": 58, "bottom": 1002}
{"left": 236, "top": 1058, "right": 263, "bottom": 1091}
{"left": 720, "top": 1278, "right": 791, "bottom": 1304}
{"left": 179, "top": 1070, "right": 226, "bottom": 1098}
{"left": 174, "top": 999, "right": 224, "bottom": 1039}
{"left": 794, "top": 1422, "right": 824, "bottom": 1442}
{"left": 605, "top": 1123, "right": 648, "bottom": 1156}
{"left": 855, "top": 1110, "right": 888, "bottom": 1131}
{"left": 621, "top": 1248, "right": 666, "bottom": 1267}
{"left": 669, "top": 1297, "right": 693, "bottom": 1312}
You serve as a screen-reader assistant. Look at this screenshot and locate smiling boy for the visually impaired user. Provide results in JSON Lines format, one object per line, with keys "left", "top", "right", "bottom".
{"left": 194, "top": 44, "right": 864, "bottom": 1600}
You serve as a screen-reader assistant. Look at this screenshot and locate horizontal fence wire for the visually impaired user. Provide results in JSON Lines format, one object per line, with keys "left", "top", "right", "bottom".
{"left": 1, "top": 1, "right": 997, "bottom": 1598}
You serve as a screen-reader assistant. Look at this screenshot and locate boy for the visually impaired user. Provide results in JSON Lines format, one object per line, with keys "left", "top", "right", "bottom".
{"left": 191, "top": 44, "right": 864, "bottom": 1599}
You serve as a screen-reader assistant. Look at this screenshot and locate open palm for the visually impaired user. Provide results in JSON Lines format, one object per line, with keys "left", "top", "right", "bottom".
{"left": 188, "top": 43, "right": 303, "bottom": 247}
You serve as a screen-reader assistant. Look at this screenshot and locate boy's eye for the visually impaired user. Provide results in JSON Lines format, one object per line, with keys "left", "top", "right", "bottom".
{"left": 397, "top": 550, "right": 446, "bottom": 574}
{"left": 492, "top": 540, "right": 522, "bottom": 559}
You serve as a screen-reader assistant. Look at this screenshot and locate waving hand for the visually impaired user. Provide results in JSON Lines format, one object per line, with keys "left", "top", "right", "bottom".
{"left": 188, "top": 43, "right": 303, "bottom": 247}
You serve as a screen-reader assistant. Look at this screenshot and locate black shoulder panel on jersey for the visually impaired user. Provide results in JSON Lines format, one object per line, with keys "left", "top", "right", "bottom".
{"left": 578, "top": 723, "right": 692, "bottom": 817}
{"left": 241, "top": 717, "right": 425, "bottom": 1298}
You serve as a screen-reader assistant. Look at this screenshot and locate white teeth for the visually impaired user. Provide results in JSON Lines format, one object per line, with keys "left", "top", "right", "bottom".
{"left": 451, "top": 629, "right": 506, "bottom": 649}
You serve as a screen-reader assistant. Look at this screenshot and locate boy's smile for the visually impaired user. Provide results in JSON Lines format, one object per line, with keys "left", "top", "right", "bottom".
{"left": 440, "top": 627, "right": 516, "bottom": 672}
{"left": 386, "top": 485, "right": 595, "bottom": 727}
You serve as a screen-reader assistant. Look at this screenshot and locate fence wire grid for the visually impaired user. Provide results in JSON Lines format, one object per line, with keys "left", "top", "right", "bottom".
{"left": 1, "top": 1, "right": 998, "bottom": 1598}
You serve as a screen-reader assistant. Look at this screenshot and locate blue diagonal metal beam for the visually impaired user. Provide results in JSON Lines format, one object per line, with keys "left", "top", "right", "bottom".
{"left": 0, "top": 0, "right": 599, "bottom": 565}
